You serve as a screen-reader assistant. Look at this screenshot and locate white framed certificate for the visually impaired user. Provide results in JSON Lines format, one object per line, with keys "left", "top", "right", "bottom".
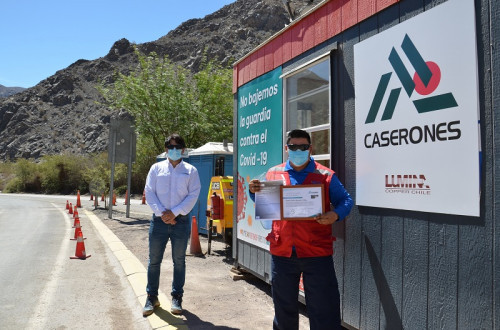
{"left": 280, "top": 184, "right": 324, "bottom": 220}
{"left": 254, "top": 180, "right": 283, "bottom": 221}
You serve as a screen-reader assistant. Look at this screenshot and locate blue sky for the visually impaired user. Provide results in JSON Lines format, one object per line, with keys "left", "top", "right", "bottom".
{"left": 0, "top": 0, "right": 235, "bottom": 88}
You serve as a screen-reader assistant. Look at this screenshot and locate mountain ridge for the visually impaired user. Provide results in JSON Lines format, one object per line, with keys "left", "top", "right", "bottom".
{"left": 0, "top": 84, "right": 25, "bottom": 98}
{"left": 0, "top": 0, "right": 318, "bottom": 160}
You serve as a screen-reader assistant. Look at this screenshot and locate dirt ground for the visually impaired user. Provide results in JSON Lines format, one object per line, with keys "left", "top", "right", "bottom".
{"left": 90, "top": 200, "right": 311, "bottom": 330}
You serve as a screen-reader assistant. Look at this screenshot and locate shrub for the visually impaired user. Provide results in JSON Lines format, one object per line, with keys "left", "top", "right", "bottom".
{"left": 1, "top": 150, "right": 155, "bottom": 195}
{"left": 0, "top": 161, "right": 15, "bottom": 191}
{"left": 38, "top": 154, "right": 87, "bottom": 194}
{"left": 5, "top": 177, "right": 23, "bottom": 193}
{"left": 15, "top": 159, "right": 39, "bottom": 192}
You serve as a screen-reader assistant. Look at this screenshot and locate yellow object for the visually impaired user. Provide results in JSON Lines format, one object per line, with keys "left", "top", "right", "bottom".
{"left": 207, "top": 176, "right": 234, "bottom": 242}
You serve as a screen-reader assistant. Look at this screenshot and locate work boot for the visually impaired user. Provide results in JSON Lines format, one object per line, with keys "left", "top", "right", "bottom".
{"left": 143, "top": 295, "right": 160, "bottom": 317}
{"left": 171, "top": 295, "right": 183, "bottom": 315}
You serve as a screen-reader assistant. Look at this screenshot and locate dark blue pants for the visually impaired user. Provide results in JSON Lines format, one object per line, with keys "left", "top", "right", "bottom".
{"left": 146, "top": 215, "right": 190, "bottom": 298}
{"left": 271, "top": 252, "right": 341, "bottom": 330}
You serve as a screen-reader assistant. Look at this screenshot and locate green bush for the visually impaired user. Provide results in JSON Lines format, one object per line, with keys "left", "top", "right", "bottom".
{"left": 83, "top": 153, "right": 110, "bottom": 196}
{"left": 4, "top": 177, "right": 23, "bottom": 193}
{"left": 38, "top": 154, "right": 88, "bottom": 194}
{"left": 0, "top": 161, "right": 15, "bottom": 191}
{"left": 0, "top": 150, "right": 157, "bottom": 195}
{"left": 12, "top": 159, "right": 40, "bottom": 192}
{"left": 0, "top": 151, "right": 159, "bottom": 195}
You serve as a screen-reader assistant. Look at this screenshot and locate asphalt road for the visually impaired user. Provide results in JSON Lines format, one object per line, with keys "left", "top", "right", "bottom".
{"left": 0, "top": 194, "right": 150, "bottom": 330}
{"left": 0, "top": 193, "right": 311, "bottom": 329}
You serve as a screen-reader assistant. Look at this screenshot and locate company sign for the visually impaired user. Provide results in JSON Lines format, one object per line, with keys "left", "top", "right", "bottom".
{"left": 354, "top": 0, "right": 480, "bottom": 216}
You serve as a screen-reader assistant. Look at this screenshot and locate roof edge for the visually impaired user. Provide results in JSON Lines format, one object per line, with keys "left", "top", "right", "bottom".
{"left": 232, "top": 0, "right": 330, "bottom": 67}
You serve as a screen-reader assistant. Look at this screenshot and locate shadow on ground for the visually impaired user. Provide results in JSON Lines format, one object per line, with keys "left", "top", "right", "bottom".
{"left": 182, "top": 310, "right": 240, "bottom": 330}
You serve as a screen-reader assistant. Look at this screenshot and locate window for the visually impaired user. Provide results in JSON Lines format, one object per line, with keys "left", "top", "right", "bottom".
{"left": 284, "top": 58, "right": 330, "bottom": 168}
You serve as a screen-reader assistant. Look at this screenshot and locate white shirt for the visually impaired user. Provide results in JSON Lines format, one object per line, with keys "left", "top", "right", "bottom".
{"left": 144, "top": 159, "right": 201, "bottom": 217}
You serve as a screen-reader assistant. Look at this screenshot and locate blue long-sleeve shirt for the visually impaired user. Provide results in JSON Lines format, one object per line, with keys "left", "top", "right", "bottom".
{"left": 283, "top": 158, "right": 353, "bottom": 220}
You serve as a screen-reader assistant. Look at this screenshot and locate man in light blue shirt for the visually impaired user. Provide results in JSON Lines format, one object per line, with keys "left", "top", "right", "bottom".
{"left": 143, "top": 133, "right": 201, "bottom": 317}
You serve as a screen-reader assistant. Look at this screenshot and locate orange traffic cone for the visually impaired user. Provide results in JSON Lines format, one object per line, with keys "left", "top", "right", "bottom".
{"left": 70, "top": 231, "right": 91, "bottom": 259}
{"left": 66, "top": 200, "right": 69, "bottom": 210}
{"left": 189, "top": 216, "right": 203, "bottom": 256}
{"left": 73, "top": 216, "right": 81, "bottom": 228}
{"left": 142, "top": 190, "right": 146, "bottom": 205}
{"left": 76, "top": 190, "right": 82, "bottom": 208}
{"left": 90, "top": 194, "right": 94, "bottom": 201}
{"left": 68, "top": 203, "right": 73, "bottom": 214}
{"left": 73, "top": 208, "right": 79, "bottom": 219}
{"left": 113, "top": 192, "right": 116, "bottom": 206}
{"left": 70, "top": 218, "right": 86, "bottom": 240}
{"left": 123, "top": 190, "right": 128, "bottom": 205}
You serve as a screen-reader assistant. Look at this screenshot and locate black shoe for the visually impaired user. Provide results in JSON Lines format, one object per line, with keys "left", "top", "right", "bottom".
{"left": 171, "top": 295, "right": 183, "bottom": 315}
{"left": 143, "top": 295, "right": 160, "bottom": 317}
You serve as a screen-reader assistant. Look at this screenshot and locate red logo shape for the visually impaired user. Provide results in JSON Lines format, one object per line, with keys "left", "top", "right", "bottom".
{"left": 413, "top": 61, "right": 441, "bottom": 95}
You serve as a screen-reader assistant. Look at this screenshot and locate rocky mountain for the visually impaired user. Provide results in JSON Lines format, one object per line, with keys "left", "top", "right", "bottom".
{"left": 0, "top": 85, "right": 25, "bottom": 98}
{"left": 0, "top": 0, "right": 318, "bottom": 160}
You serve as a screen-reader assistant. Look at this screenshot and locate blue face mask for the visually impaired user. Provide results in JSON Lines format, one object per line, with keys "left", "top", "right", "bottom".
{"left": 288, "top": 149, "right": 310, "bottom": 167}
{"left": 168, "top": 148, "right": 182, "bottom": 161}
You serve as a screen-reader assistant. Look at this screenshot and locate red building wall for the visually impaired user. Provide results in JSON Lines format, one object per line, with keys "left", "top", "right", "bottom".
{"left": 232, "top": 0, "right": 399, "bottom": 94}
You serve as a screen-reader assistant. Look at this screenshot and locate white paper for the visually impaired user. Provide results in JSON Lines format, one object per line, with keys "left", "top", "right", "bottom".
{"left": 254, "top": 180, "right": 282, "bottom": 221}
{"left": 282, "top": 185, "right": 323, "bottom": 219}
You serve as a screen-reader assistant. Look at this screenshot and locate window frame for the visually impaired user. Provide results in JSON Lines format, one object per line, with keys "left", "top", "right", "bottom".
{"left": 282, "top": 56, "right": 331, "bottom": 166}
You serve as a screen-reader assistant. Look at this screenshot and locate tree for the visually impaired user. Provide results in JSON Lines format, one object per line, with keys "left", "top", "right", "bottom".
{"left": 100, "top": 49, "right": 233, "bottom": 153}
{"left": 193, "top": 56, "right": 234, "bottom": 144}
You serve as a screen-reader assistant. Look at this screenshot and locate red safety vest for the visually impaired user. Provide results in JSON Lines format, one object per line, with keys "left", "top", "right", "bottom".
{"left": 265, "top": 161, "right": 335, "bottom": 258}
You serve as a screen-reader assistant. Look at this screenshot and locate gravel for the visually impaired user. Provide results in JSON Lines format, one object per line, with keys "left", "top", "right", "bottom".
{"left": 89, "top": 201, "right": 310, "bottom": 329}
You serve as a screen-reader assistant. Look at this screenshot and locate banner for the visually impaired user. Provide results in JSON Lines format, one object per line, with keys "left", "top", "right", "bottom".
{"left": 236, "top": 67, "right": 283, "bottom": 249}
{"left": 354, "top": 0, "right": 480, "bottom": 216}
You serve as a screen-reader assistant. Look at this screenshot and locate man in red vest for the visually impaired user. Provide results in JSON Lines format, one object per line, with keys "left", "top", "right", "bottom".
{"left": 249, "top": 129, "right": 353, "bottom": 330}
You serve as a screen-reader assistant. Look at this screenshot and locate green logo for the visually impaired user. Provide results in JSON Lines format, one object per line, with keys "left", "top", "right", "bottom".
{"left": 365, "top": 34, "right": 458, "bottom": 124}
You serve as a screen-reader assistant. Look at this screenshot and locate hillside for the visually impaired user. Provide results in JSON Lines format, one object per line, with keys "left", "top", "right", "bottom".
{"left": 0, "top": 0, "right": 318, "bottom": 160}
{"left": 0, "top": 84, "right": 25, "bottom": 98}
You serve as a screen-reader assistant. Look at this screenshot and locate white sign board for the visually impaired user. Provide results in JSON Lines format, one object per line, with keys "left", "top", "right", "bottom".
{"left": 354, "top": 0, "right": 480, "bottom": 216}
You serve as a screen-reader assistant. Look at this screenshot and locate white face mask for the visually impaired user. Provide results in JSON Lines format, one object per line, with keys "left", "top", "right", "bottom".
{"left": 167, "top": 148, "right": 182, "bottom": 161}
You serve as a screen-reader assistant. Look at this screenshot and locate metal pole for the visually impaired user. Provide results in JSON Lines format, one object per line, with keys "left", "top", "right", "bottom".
{"left": 125, "top": 131, "right": 133, "bottom": 218}
{"left": 108, "top": 129, "right": 117, "bottom": 219}
{"left": 208, "top": 219, "right": 213, "bottom": 255}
